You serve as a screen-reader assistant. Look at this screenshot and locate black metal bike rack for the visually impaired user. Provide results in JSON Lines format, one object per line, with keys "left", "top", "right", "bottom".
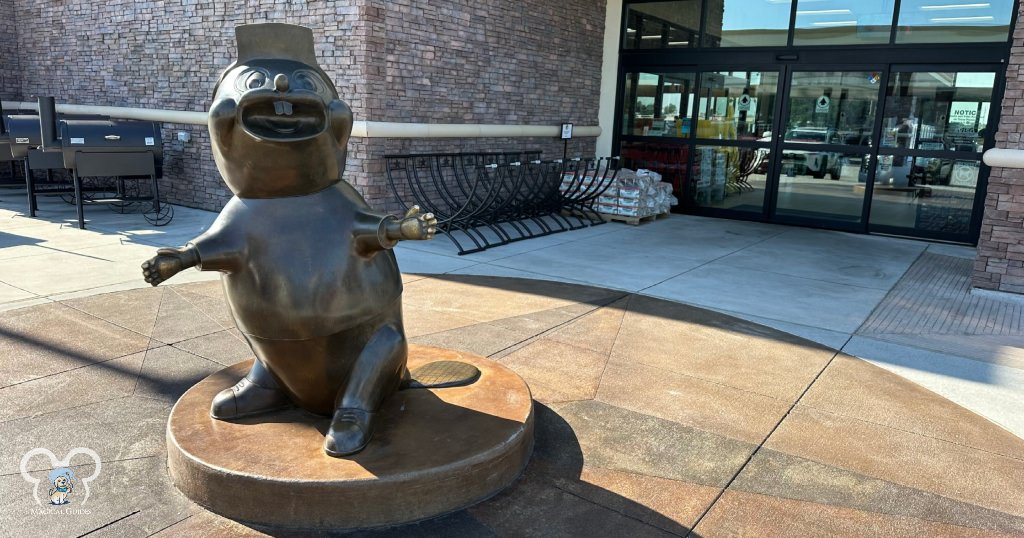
{"left": 386, "top": 151, "right": 619, "bottom": 255}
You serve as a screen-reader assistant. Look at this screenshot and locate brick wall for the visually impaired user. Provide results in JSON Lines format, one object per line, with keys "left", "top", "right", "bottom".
{"left": 973, "top": 3, "right": 1024, "bottom": 294}
{"left": 368, "top": 0, "right": 606, "bottom": 211}
{"left": 0, "top": 0, "right": 19, "bottom": 100}
{"left": 6, "top": 0, "right": 607, "bottom": 211}
{"left": 9, "top": 0, "right": 377, "bottom": 211}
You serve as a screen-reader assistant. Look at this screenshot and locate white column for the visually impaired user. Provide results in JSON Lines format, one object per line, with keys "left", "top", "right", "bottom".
{"left": 596, "top": 0, "right": 623, "bottom": 157}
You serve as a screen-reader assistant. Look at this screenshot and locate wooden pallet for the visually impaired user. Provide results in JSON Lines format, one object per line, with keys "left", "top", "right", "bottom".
{"left": 598, "top": 211, "right": 669, "bottom": 226}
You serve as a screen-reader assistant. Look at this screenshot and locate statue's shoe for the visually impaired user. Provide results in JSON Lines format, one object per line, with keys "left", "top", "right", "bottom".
{"left": 324, "top": 408, "right": 376, "bottom": 457}
{"left": 210, "top": 378, "right": 291, "bottom": 420}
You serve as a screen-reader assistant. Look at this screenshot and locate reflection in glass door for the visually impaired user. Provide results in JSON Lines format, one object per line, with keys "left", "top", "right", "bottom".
{"left": 868, "top": 70, "right": 996, "bottom": 241}
{"left": 771, "top": 70, "right": 883, "bottom": 228}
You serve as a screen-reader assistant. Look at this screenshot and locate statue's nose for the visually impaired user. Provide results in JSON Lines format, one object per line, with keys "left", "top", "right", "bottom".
{"left": 274, "top": 74, "right": 289, "bottom": 93}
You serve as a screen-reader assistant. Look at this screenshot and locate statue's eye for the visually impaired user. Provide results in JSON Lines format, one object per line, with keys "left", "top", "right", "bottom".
{"left": 293, "top": 70, "right": 324, "bottom": 92}
{"left": 233, "top": 68, "right": 270, "bottom": 92}
{"left": 245, "top": 71, "right": 267, "bottom": 90}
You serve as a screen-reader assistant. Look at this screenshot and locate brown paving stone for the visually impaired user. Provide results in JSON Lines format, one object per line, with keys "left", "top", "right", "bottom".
{"left": 546, "top": 296, "right": 629, "bottom": 356}
{"left": 501, "top": 339, "right": 608, "bottom": 403}
{"left": 132, "top": 346, "right": 223, "bottom": 404}
{"left": 546, "top": 400, "right": 755, "bottom": 487}
{"left": 0, "top": 302, "right": 151, "bottom": 386}
{"left": 596, "top": 361, "right": 791, "bottom": 444}
{"left": 61, "top": 286, "right": 164, "bottom": 336}
{"left": 0, "top": 395, "right": 171, "bottom": 475}
{"left": 150, "top": 512, "right": 272, "bottom": 538}
{"left": 149, "top": 288, "right": 229, "bottom": 345}
{"left": 151, "top": 510, "right": 497, "bottom": 537}
{"left": 403, "top": 275, "right": 620, "bottom": 324}
{"left": 0, "top": 456, "right": 197, "bottom": 538}
{"left": 410, "top": 322, "right": 527, "bottom": 358}
{"left": 486, "top": 300, "right": 614, "bottom": 339}
{"left": 402, "top": 303, "right": 481, "bottom": 338}
{"left": 554, "top": 466, "right": 720, "bottom": 533}
{"left": 733, "top": 448, "right": 1024, "bottom": 535}
{"left": 173, "top": 279, "right": 224, "bottom": 299}
{"left": 0, "top": 350, "right": 145, "bottom": 422}
{"left": 148, "top": 517, "right": 244, "bottom": 537}
{"left": 172, "top": 329, "right": 252, "bottom": 367}
{"left": 170, "top": 288, "right": 236, "bottom": 327}
{"left": 467, "top": 470, "right": 682, "bottom": 537}
{"left": 400, "top": 273, "right": 430, "bottom": 285}
{"left": 611, "top": 294, "right": 835, "bottom": 401}
{"left": 694, "top": 490, "right": 1017, "bottom": 538}
{"left": 801, "top": 354, "right": 1024, "bottom": 460}
{"left": 766, "top": 405, "right": 1024, "bottom": 517}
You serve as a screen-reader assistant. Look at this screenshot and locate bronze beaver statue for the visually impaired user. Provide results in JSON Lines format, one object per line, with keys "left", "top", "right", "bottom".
{"left": 141, "top": 23, "right": 436, "bottom": 457}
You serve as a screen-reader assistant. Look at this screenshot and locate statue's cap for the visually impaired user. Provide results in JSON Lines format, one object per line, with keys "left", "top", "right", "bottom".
{"left": 235, "top": 23, "right": 318, "bottom": 66}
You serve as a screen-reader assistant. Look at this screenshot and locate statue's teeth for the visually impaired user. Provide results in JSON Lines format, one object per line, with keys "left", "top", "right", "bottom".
{"left": 274, "top": 101, "right": 294, "bottom": 116}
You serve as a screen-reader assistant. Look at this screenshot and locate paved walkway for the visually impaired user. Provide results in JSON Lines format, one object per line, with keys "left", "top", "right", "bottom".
{"left": 1, "top": 191, "right": 1020, "bottom": 438}
{"left": 0, "top": 191, "right": 1023, "bottom": 536}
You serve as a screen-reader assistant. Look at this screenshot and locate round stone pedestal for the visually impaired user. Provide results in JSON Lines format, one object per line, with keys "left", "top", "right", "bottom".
{"left": 167, "top": 345, "right": 534, "bottom": 531}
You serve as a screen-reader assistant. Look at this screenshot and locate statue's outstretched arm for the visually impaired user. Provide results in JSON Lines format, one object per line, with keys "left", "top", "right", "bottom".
{"left": 353, "top": 205, "right": 436, "bottom": 255}
{"left": 141, "top": 219, "right": 244, "bottom": 286}
{"left": 142, "top": 244, "right": 200, "bottom": 286}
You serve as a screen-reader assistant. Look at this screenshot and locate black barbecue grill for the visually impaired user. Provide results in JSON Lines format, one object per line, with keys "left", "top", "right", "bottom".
{"left": 9, "top": 108, "right": 63, "bottom": 215}
{"left": 59, "top": 117, "right": 169, "bottom": 228}
{"left": 0, "top": 104, "right": 20, "bottom": 189}
{"left": 14, "top": 97, "right": 171, "bottom": 229}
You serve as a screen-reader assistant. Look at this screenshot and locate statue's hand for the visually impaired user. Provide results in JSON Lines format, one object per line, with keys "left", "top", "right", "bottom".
{"left": 394, "top": 206, "right": 437, "bottom": 241}
{"left": 141, "top": 247, "right": 195, "bottom": 286}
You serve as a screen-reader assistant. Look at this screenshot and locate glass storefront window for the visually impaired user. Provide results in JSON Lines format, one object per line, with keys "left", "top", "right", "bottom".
{"left": 785, "top": 71, "right": 880, "bottom": 146}
{"left": 692, "top": 145, "right": 769, "bottom": 214}
{"left": 621, "top": 72, "right": 697, "bottom": 137}
{"left": 792, "top": 0, "right": 895, "bottom": 46}
{"left": 624, "top": 1, "right": 702, "bottom": 49}
{"left": 868, "top": 155, "right": 979, "bottom": 237}
{"left": 896, "top": 0, "right": 1014, "bottom": 44}
{"left": 703, "top": 0, "right": 793, "bottom": 47}
{"left": 620, "top": 141, "right": 691, "bottom": 195}
{"left": 881, "top": 72, "right": 995, "bottom": 153}
{"left": 696, "top": 72, "right": 779, "bottom": 140}
{"left": 775, "top": 149, "right": 869, "bottom": 222}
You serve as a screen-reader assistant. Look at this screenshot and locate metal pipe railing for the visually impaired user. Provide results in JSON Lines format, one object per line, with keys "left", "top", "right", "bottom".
{"left": 983, "top": 148, "right": 1024, "bottom": 168}
{"left": 0, "top": 100, "right": 601, "bottom": 138}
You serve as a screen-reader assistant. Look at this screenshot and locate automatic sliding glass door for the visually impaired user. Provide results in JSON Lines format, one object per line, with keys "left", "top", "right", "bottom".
{"left": 867, "top": 69, "right": 998, "bottom": 242}
{"left": 769, "top": 69, "right": 884, "bottom": 230}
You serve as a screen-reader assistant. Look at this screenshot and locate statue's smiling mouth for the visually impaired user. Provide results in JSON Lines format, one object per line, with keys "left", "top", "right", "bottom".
{"left": 239, "top": 94, "right": 327, "bottom": 141}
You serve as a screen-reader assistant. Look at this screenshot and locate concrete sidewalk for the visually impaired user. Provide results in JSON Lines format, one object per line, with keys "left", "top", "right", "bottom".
{"left": 0, "top": 189, "right": 1021, "bottom": 439}
{"left": 2, "top": 191, "right": 1024, "bottom": 536}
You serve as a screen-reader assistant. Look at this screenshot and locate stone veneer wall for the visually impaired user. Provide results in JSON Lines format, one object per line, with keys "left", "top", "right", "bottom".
{"left": 974, "top": 3, "right": 1024, "bottom": 294}
{"left": 0, "top": 0, "right": 19, "bottom": 100}
{"left": 9, "top": 1, "right": 372, "bottom": 211}
{"left": 368, "top": 0, "right": 606, "bottom": 211}
{"left": 5, "top": 0, "right": 607, "bottom": 211}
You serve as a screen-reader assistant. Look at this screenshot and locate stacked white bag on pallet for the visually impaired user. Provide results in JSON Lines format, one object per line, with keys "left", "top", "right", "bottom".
{"left": 595, "top": 168, "right": 679, "bottom": 218}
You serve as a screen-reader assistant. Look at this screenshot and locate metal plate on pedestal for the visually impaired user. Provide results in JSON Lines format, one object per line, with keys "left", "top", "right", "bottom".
{"left": 407, "top": 360, "right": 481, "bottom": 389}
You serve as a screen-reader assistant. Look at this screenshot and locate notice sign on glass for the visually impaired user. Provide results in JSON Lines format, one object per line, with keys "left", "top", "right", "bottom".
{"left": 948, "top": 102, "right": 980, "bottom": 145}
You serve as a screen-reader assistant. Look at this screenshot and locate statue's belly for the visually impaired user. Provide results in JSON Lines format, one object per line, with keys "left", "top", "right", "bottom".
{"left": 223, "top": 240, "right": 401, "bottom": 340}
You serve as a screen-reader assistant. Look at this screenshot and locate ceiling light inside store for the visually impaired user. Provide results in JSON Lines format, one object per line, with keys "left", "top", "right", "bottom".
{"left": 797, "top": 9, "right": 852, "bottom": 15}
{"left": 668, "top": 41, "right": 689, "bottom": 45}
{"left": 920, "top": 3, "right": 990, "bottom": 10}
{"left": 929, "top": 15, "right": 994, "bottom": 21}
